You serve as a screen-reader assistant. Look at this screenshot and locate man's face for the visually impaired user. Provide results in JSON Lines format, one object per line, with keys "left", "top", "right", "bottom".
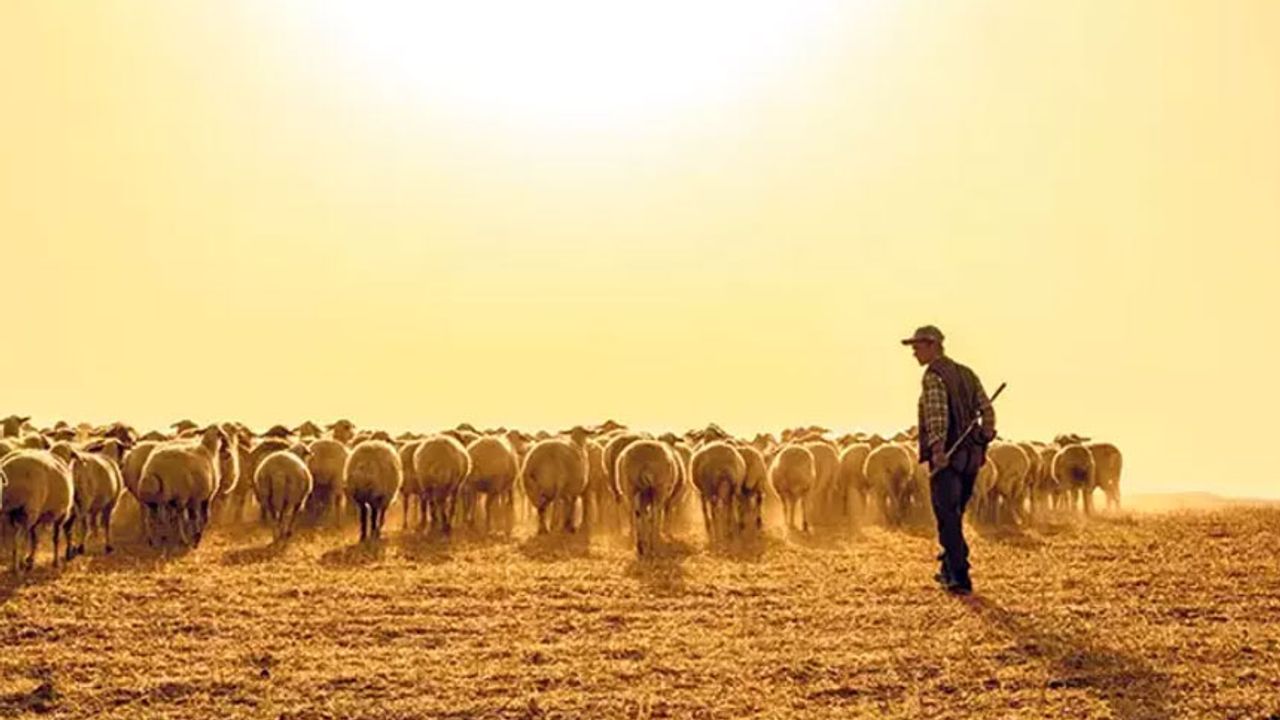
{"left": 911, "top": 340, "right": 936, "bottom": 366}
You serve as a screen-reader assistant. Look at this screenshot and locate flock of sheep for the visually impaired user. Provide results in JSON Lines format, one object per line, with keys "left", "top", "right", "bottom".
{"left": 0, "top": 414, "right": 1121, "bottom": 571}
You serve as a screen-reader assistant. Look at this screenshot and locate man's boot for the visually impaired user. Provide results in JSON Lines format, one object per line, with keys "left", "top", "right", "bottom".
{"left": 946, "top": 565, "right": 973, "bottom": 595}
{"left": 933, "top": 552, "right": 953, "bottom": 586}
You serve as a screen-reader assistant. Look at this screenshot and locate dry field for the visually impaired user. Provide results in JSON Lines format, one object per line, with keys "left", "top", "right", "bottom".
{"left": 2, "top": 505, "right": 1278, "bottom": 719}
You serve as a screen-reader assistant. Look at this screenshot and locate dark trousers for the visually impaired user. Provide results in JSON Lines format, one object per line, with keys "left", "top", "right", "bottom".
{"left": 930, "top": 464, "right": 977, "bottom": 580}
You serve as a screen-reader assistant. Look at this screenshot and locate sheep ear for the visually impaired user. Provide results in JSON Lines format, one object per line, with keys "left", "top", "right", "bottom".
{"left": 83, "top": 440, "right": 105, "bottom": 453}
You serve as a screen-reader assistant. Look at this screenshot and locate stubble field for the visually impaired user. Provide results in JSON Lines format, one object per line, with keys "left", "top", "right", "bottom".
{"left": 2, "top": 505, "right": 1278, "bottom": 719}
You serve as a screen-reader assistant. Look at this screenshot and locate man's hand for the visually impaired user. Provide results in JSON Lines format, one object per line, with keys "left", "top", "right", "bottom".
{"left": 930, "top": 445, "right": 948, "bottom": 470}
{"left": 977, "top": 425, "right": 998, "bottom": 444}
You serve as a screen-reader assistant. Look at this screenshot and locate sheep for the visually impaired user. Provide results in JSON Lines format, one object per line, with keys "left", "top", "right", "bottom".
{"left": 254, "top": 445, "right": 313, "bottom": 542}
{"left": 689, "top": 441, "right": 746, "bottom": 542}
{"left": 768, "top": 444, "right": 816, "bottom": 534}
{"left": 603, "top": 432, "right": 645, "bottom": 501}
{"left": 398, "top": 439, "right": 426, "bottom": 529}
{"left": 1052, "top": 439, "right": 1097, "bottom": 514}
{"left": 802, "top": 440, "right": 840, "bottom": 526}
{"left": 862, "top": 443, "right": 914, "bottom": 526}
{"left": 344, "top": 439, "right": 403, "bottom": 543}
{"left": 982, "top": 443, "right": 1031, "bottom": 525}
{"left": 582, "top": 438, "right": 618, "bottom": 532}
{"left": 138, "top": 426, "right": 230, "bottom": 547}
{"left": 520, "top": 430, "right": 590, "bottom": 534}
{"left": 1086, "top": 442, "right": 1123, "bottom": 510}
{"left": 904, "top": 445, "right": 934, "bottom": 525}
{"left": 0, "top": 450, "right": 75, "bottom": 571}
{"left": 735, "top": 443, "right": 769, "bottom": 534}
{"left": 462, "top": 435, "right": 520, "bottom": 535}
{"left": 615, "top": 439, "right": 681, "bottom": 557}
{"left": 1, "top": 415, "right": 31, "bottom": 438}
{"left": 665, "top": 439, "right": 696, "bottom": 535}
{"left": 305, "top": 438, "right": 349, "bottom": 525}
{"left": 1034, "top": 444, "right": 1060, "bottom": 512}
{"left": 17, "top": 434, "right": 50, "bottom": 450}
{"left": 973, "top": 459, "right": 999, "bottom": 518}
{"left": 237, "top": 437, "right": 292, "bottom": 522}
{"left": 326, "top": 419, "right": 357, "bottom": 446}
{"left": 410, "top": 435, "right": 470, "bottom": 534}
{"left": 294, "top": 421, "right": 323, "bottom": 439}
{"left": 215, "top": 433, "right": 242, "bottom": 498}
{"left": 65, "top": 443, "right": 124, "bottom": 557}
{"left": 122, "top": 440, "right": 162, "bottom": 543}
{"left": 836, "top": 443, "right": 872, "bottom": 521}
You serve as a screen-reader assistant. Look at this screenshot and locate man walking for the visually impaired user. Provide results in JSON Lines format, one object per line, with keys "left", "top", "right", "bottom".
{"left": 901, "top": 325, "right": 996, "bottom": 595}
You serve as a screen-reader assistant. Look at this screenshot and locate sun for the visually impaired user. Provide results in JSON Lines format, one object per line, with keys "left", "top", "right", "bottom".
{"left": 296, "top": 0, "right": 844, "bottom": 131}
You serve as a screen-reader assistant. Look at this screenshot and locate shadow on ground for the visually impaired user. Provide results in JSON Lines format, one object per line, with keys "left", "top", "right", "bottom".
{"left": 964, "top": 595, "right": 1176, "bottom": 720}
{"left": 517, "top": 531, "right": 591, "bottom": 562}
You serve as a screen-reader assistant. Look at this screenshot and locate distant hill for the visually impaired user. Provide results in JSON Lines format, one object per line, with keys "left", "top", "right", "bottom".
{"left": 1126, "top": 492, "right": 1280, "bottom": 513}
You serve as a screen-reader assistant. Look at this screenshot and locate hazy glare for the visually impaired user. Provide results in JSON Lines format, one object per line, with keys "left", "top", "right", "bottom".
{"left": 2, "top": 1, "right": 1277, "bottom": 497}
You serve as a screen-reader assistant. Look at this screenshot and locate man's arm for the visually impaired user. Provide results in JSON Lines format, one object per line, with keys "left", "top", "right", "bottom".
{"left": 922, "top": 372, "right": 949, "bottom": 464}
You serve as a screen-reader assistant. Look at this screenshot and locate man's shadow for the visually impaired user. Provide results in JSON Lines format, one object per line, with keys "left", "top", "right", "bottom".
{"left": 961, "top": 595, "right": 1175, "bottom": 720}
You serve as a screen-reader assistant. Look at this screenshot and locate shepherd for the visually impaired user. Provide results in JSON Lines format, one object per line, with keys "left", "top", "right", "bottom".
{"left": 901, "top": 325, "right": 997, "bottom": 595}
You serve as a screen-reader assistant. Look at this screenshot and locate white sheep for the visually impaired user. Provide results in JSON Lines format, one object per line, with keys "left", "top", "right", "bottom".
{"left": 1033, "top": 444, "right": 1060, "bottom": 512}
{"left": 254, "top": 445, "right": 313, "bottom": 541}
{"left": 398, "top": 439, "right": 426, "bottom": 529}
{"left": 986, "top": 442, "right": 1031, "bottom": 525}
{"left": 768, "top": 444, "right": 816, "bottom": 534}
{"left": 689, "top": 441, "right": 746, "bottom": 542}
{"left": 862, "top": 443, "right": 914, "bottom": 526}
{"left": 582, "top": 438, "right": 619, "bottom": 532}
{"left": 905, "top": 445, "right": 934, "bottom": 525}
{"left": 121, "top": 440, "right": 162, "bottom": 543}
{"left": 836, "top": 443, "right": 872, "bottom": 521}
{"left": 0, "top": 450, "right": 75, "bottom": 571}
{"left": 236, "top": 437, "right": 292, "bottom": 523}
{"left": 65, "top": 444, "right": 124, "bottom": 557}
{"left": 344, "top": 439, "right": 403, "bottom": 543}
{"left": 410, "top": 435, "right": 471, "bottom": 534}
{"left": 138, "top": 425, "right": 230, "bottom": 547}
{"left": 735, "top": 443, "right": 769, "bottom": 534}
{"left": 520, "top": 429, "right": 589, "bottom": 534}
{"left": 305, "top": 438, "right": 349, "bottom": 526}
{"left": 1052, "top": 439, "right": 1097, "bottom": 514}
{"left": 616, "top": 439, "right": 681, "bottom": 557}
{"left": 1, "top": 415, "right": 30, "bottom": 438}
{"left": 802, "top": 440, "right": 840, "bottom": 526}
{"left": 463, "top": 435, "right": 520, "bottom": 535}
{"left": 1086, "top": 441, "right": 1123, "bottom": 510}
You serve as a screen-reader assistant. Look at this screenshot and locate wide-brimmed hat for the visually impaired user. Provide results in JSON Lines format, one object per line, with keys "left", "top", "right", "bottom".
{"left": 900, "top": 325, "right": 945, "bottom": 345}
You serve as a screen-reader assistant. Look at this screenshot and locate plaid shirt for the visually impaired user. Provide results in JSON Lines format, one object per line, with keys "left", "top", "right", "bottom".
{"left": 918, "top": 366, "right": 994, "bottom": 455}
{"left": 919, "top": 371, "right": 950, "bottom": 454}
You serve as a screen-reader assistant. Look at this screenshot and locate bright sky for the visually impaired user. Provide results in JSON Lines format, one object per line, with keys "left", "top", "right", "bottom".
{"left": 2, "top": 1, "right": 1277, "bottom": 498}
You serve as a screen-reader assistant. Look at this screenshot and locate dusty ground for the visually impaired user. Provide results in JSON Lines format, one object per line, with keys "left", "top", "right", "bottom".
{"left": 1, "top": 506, "right": 1278, "bottom": 719}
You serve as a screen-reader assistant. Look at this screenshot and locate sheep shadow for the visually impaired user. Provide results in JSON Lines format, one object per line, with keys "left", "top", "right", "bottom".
{"left": 785, "top": 526, "right": 858, "bottom": 552}
{"left": 393, "top": 532, "right": 455, "bottom": 564}
{"left": 221, "top": 541, "right": 290, "bottom": 567}
{"left": 517, "top": 531, "right": 591, "bottom": 562}
{"left": 318, "top": 542, "right": 387, "bottom": 568}
{"left": 707, "top": 531, "right": 777, "bottom": 562}
{"left": 963, "top": 595, "right": 1176, "bottom": 720}
{"left": 624, "top": 555, "right": 688, "bottom": 597}
{"left": 74, "top": 546, "right": 186, "bottom": 576}
{"left": 973, "top": 522, "right": 1047, "bottom": 549}
{"left": 0, "top": 565, "right": 68, "bottom": 605}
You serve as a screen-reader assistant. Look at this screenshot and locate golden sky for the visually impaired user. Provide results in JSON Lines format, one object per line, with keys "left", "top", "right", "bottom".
{"left": 2, "top": 1, "right": 1277, "bottom": 497}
